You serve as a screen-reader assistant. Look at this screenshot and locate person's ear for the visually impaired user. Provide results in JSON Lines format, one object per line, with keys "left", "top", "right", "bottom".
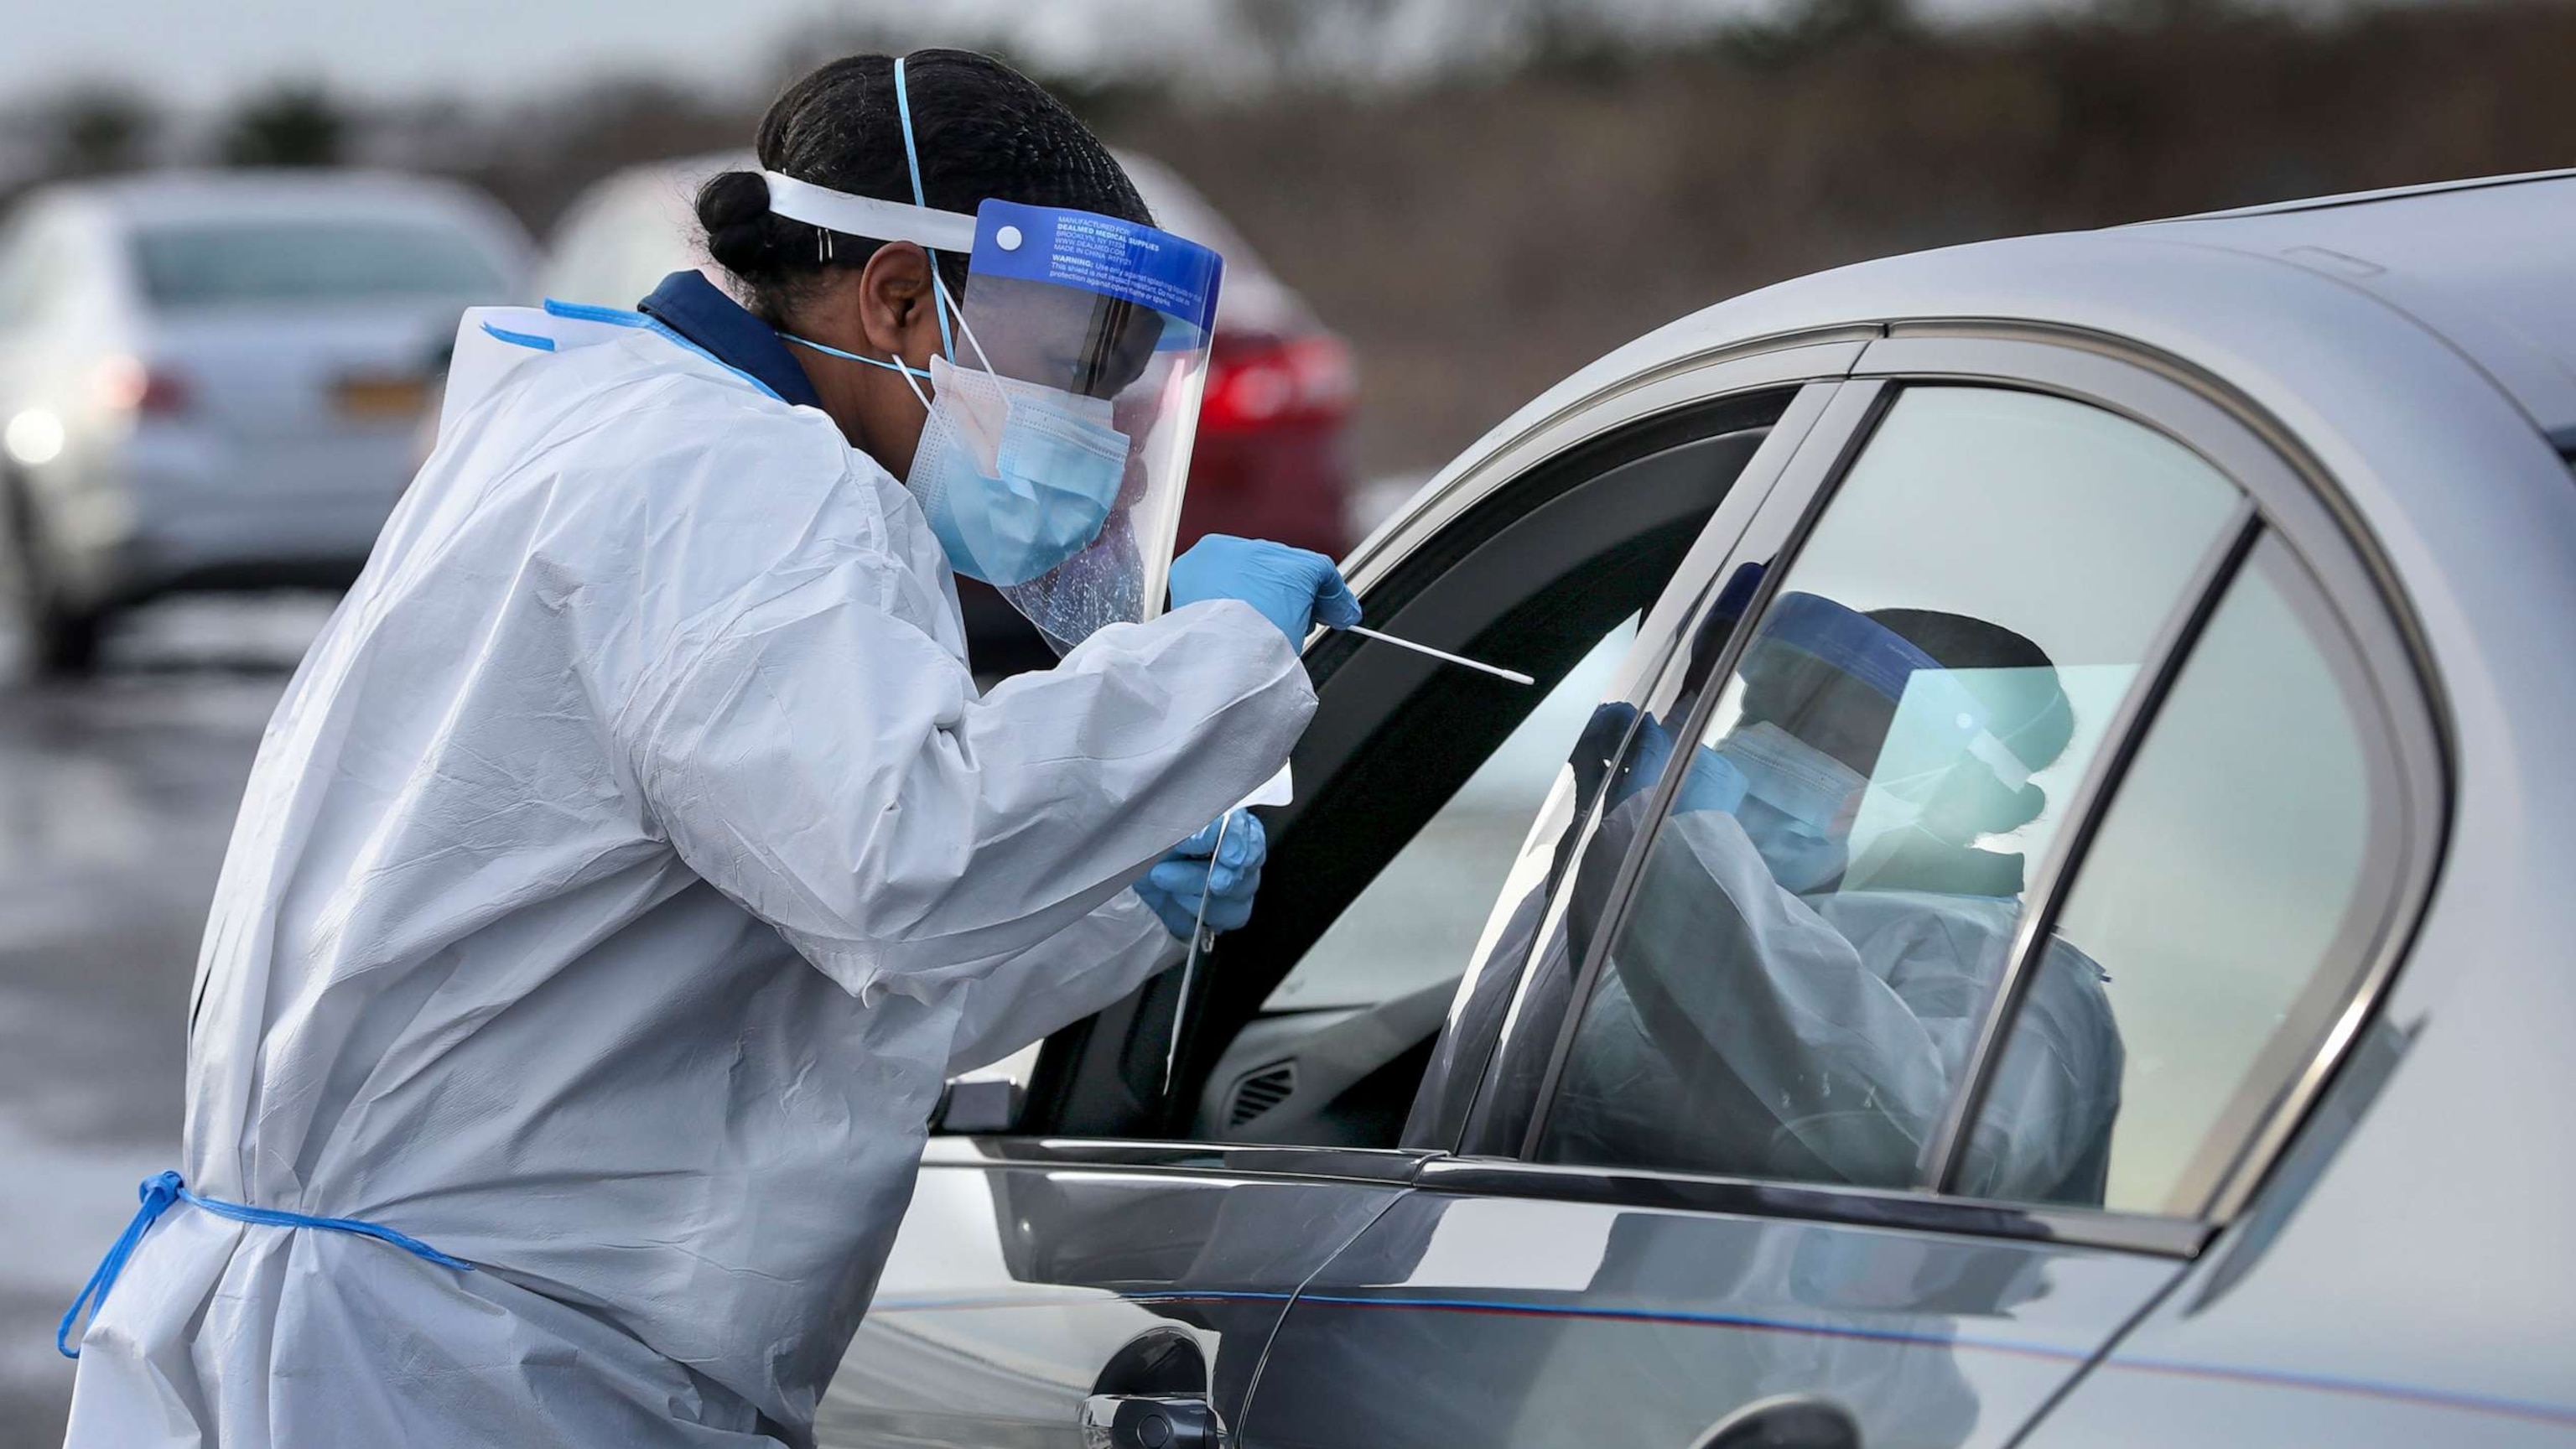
{"left": 854, "top": 242, "right": 941, "bottom": 368}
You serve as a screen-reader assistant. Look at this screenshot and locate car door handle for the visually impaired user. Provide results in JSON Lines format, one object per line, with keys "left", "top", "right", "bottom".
{"left": 1690, "top": 1394, "right": 1862, "bottom": 1449}
{"left": 1079, "top": 1393, "right": 1221, "bottom": 1449}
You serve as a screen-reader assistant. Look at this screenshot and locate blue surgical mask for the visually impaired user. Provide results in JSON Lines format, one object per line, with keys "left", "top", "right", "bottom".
{"left": 1718, "top": 722, "right": 1864, "bottom": 893}
{"left": 783, "top": 332, "right": 1131, "bottom": 587}
{"left": 906, "top": 355, "right": 1130, "bottom": 586}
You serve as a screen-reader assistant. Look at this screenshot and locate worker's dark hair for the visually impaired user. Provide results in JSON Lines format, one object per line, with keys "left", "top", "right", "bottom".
{"left": 696, "top": 50, "right": 1150, "bottom": 325}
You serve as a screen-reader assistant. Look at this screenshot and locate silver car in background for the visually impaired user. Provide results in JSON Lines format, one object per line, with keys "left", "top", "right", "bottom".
{"left": 0, "top": 170, "right": 529, "bottom": 672}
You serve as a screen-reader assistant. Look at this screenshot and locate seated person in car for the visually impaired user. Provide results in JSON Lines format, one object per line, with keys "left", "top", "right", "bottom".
{"left": 1544, "top": 595, "right": 2124, "bottom": 1206}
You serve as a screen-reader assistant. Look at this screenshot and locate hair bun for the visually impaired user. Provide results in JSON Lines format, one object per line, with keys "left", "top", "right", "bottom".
{"left": 696, "top": 170, "right": 782, "bottom": 281}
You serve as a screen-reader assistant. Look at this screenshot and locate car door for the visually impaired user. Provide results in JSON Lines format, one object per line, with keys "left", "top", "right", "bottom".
{"left": 1240, "top": 335, "right": 2437, "bottom": 1448}
{"left": 814, "top": 362, "right": 1851, "bottom": 1447}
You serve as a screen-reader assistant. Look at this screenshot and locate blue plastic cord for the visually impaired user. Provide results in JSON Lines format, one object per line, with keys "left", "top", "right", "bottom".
{"left": 56, "top": 1170, "right": 472, "bottom": 1359}
{"left": 891, "top": 55, "right": 957, "bottom": 363}
{"left": 480, "top": 320, "right": 557, "bottom": 352}
{"left": 777, "top": 332, "right": 932, "bottom": 382}
{"left": 540, "top": 297, "right": 648, "bottom": 327}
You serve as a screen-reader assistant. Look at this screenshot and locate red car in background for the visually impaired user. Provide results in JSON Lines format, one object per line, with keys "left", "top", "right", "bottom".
{"left": 529, "top": 150, "right": 1356, "bottom": 672}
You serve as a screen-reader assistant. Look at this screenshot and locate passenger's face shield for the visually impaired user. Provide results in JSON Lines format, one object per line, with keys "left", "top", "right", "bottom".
{"left": 1733, "top": 593, "right": 2056, "bottom": 862}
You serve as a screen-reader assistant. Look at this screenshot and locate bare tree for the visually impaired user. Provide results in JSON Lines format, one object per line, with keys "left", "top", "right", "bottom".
{"left": 48, "top": 86, "right": 160, "bottom": 176}
{"left": 219, "top": 82, "right": 348, "bottom": 168}
{"left": 1228, "top": 0, "right": 1405, "bottom": 86}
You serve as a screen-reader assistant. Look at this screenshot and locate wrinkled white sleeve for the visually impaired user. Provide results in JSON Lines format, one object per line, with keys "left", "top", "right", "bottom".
{"left": 1608, "top": 806, "right": 1966, "bottom": 1187}
{"left": 1613, "top": 806, "right": 2111, "bottom": 1197}
{"left": 623, "top": 548, "right": 1312, "bottom": 1004}
{"left": 942, "top": 890, "right": 1182, "bottom": 1076}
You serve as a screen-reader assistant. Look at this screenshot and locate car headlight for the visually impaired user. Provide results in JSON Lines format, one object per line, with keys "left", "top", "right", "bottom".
{"left": 4, "top": 409, "right": 65, "bottom": 467}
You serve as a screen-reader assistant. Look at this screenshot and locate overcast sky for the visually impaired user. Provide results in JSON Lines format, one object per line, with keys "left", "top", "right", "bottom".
{"left": 4, "top": 0, "right": 1280, "bottom": 111}
{"left": 1, "top": 0, "right": 2106, "bottom": 113}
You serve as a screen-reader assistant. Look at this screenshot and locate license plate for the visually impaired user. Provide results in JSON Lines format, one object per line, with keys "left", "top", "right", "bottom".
{"left": 333, "top": 375, "right": 428, "bottom": 419}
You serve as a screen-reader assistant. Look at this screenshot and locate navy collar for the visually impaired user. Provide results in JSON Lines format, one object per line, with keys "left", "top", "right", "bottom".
{"left": 636, "top": 271, "right": 823, "bottom": 411}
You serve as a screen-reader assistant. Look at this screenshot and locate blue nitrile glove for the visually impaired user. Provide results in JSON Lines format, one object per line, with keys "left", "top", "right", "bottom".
{"left": 1169, "top": 535, "right": 1363, "bottom": 644}
{"left": 1133, "top": 811, "right": 1268, "bottom": 940}
{"left": 1674, "top": 742, "right": 1751, "bottom": 816}
{"left": 1584, "top": 703, "right": 1748, "bottom": 815}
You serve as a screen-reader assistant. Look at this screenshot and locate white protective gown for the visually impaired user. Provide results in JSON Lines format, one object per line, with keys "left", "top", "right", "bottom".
{"left": 1550, "top": 803, "right": 2124, "bottom": 1205}
{"left": 60, "top": 309, "right": 1314, "bottom": 1445}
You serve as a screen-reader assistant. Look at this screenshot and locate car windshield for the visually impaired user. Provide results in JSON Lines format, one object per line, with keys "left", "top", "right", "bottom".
{"left": 132, "top": 219, "right": 510, "bottom": 309}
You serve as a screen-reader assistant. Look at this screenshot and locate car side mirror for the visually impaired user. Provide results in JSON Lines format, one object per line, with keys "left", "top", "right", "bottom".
{"left": 932, "top": 1078, "right": 1024, "bottom": 1135}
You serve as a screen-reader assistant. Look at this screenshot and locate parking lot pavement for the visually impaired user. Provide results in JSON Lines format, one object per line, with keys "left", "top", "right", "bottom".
{"left": 0, "top": 595, "right": 330, "bottom": 1448}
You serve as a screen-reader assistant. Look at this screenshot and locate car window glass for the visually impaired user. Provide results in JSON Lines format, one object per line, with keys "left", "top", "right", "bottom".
{"left": 1536, "top": 386, "right": 2241, "bottom": 1197}
{"left": 1130, "top": 413, "right": 1780, "bottom": 1153}
{"left": 1962, "top": 537, "right": 2394, "bottom": 1214}
{"left": 133, "top": 220, "right": 510, "bottom": 309}
{"left": 1265, "top": 616, "right": 1639, "bottom": 1012}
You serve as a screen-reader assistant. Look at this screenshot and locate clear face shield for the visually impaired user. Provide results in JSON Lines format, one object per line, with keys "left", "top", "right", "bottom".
{"left": 762, "top": 158, "right": 1223, "bottom": 654}
{"left": 937, "top": 202, "right": 1221, "bottom": 652}
{"left": 1733, "top": 592, "right": 2061, "bottom": 885}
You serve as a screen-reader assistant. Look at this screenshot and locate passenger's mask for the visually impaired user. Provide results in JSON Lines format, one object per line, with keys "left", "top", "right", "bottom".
{"left": 1718, "top": 721, "right": 1864, "bottom": 893}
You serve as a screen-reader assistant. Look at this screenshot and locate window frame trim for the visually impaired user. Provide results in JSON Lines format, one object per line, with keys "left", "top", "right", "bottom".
{"left": 1341, "top": 335, "right": 1881, "bottom": 598}
{"left": 1917, "top": 501, "right": 2261, "bottom": 1194}
{"left": 1019, "top": 363, "right": 1864, "bottom": 1148}
{"left": 1424, "top": 379, "right": 1864, "bottom": 1158}
{"left": 1474, "top": 379, "right": 1898, "bottom": 1160}
{"left": 919, "top": 1133, "right": 1435, "bottom": 1187}
{"left": 1474, "top": 326, "right": 2448, "bottom": 1253}
{"left": 1858, "top": 332, "right": 2451, "bottom": 1227}
{"left": 1413, "top": 1157, "right": 2212, "bottom": 1259}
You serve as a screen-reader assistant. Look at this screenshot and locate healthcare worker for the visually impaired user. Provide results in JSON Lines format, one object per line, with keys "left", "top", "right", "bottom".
{"left": 58, "top": 50, "right": 1358, "bottom": 1446}
{"left": 1545, "top": 595, "right": 2126, "bottom": 1206}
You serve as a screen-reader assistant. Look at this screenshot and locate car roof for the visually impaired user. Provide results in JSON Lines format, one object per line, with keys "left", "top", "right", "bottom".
{"left": 1478, "top": 169, "right": 2576, "bottom": 474}
{"left": 2125, "top": 168, "right": 2576, "bottom": 434}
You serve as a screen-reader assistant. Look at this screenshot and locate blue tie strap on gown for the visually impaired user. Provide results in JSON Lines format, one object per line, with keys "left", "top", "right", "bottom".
{"left": 58, "top": 1170, "right": 473, "bottom": 1358}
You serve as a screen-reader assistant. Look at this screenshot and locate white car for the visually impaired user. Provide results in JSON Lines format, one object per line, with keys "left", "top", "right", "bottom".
{"left": 0, "top": 170, "right": 530, "bottom": 673}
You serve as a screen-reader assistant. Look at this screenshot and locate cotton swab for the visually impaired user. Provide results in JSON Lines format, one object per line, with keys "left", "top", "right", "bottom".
{"left": 1340, "top": 625, "right": 1535, "bottom": 686}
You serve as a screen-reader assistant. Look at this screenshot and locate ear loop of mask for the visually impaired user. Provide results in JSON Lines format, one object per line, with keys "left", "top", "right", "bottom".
{"left": 777, "top": 268, "right": 993, "bottom": 418}
{"left": 778, "top": 333, "right": 932, "bottom": 398}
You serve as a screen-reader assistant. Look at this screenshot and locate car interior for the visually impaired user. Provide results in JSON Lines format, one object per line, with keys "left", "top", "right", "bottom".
{"left": 1015, "top": 387, "right": 1802, "bottom": 1149}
